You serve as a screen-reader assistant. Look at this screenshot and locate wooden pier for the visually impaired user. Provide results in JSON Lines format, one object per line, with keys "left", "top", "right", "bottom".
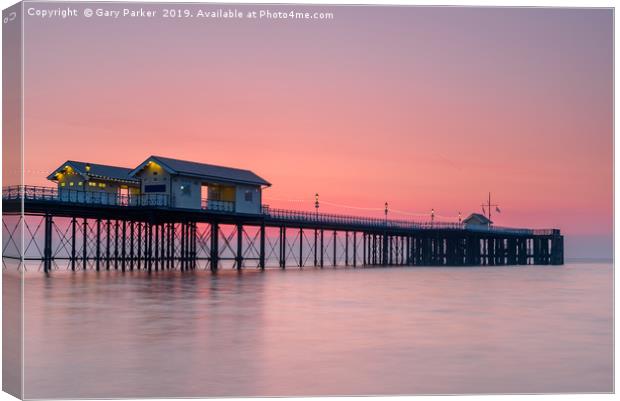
{"left": 2, "top": 186, "right": 564, "bottom": 272}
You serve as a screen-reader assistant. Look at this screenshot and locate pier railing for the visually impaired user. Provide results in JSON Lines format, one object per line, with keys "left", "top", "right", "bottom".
{"left": 3, "top": 185, "right": 557, "bottom": 236}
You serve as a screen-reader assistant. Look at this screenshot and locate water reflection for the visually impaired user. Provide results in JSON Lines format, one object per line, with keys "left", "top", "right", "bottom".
{"left": 21, "top": 263, "right": 612, "bottom": 398}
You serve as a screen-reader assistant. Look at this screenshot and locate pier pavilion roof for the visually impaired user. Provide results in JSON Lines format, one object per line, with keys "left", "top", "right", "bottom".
{"left": 130, "top": 156, "right": 271, "bottom": 187}
{"left": 47, "top": 161, "right": 139, "bottom": 185}
{"left": 463, "top": 213, "right": 493, "bottom": 225}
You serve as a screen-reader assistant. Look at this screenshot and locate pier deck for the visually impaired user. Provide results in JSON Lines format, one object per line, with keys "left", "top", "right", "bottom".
{"left": 2, "top": 186, "right": 564, "bottom": 272}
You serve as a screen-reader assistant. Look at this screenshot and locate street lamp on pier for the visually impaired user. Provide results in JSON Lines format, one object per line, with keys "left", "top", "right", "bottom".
{"left": 315, "top": 193, "right": 319, "bottom": 219}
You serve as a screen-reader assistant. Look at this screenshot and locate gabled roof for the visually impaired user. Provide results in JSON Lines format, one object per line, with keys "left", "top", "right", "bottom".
{"left": 47, "top": 161, "right": 139, "bottom": 184}
{"left": 463, "top": 213, "right": 492, "bottom": 225}
{"left": 130, "top": 156, "right": 271, "bottom": 186}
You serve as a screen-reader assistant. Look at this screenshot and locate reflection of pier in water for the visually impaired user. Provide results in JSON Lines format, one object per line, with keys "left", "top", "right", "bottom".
{"left": 3, "top": 186, "right": 564, "bottom": 273}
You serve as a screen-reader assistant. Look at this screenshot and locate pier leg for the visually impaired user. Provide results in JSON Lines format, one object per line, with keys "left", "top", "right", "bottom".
{"left": 43, "top": 214, "right": 53, "bottom": 273}
{"left": 259, "top": 223, "right": 265, "bottom": 270}
{"left": 96, "top": 219, "right": 101, "bottom": 271}
{"left": 147, "top": 223, "right": 152, "bottom": 272}
{"left": 71, "top": 217, "right": 77, "bottom": 271}
{"left": 137, "top": 222, "right": 142, "bottom": 270}
{"left": 129, "top": 221, "right": 134, "bottom": 271}
{"left": 236, "top": 224, "right": 243, "bottom": 270}
{"left": 382, "top": 233, "right": 388, "bottom": 266}
{"left": 210, "top": 223, "right": 219, "bottom": 272}
{"left": 180, "top": 223, "right": 185, "bottom": 271}
{"left": 363, "top": 233, "right": 367, "bottom": 266}
{"left": 299, "top": 228, "right": 303, "bottom": 268}
{"left": 114, "top": 220, "right": 119, "bottom": 270}
{"left": 333, "top": 231, "right": 337, "bottom": 267}
{"left": 280, "top": 227, "right": 286, "bottom": 269}
{"left": 345, "top": 231, "right": 349, "bottom": 266}
{"left": 154, "top": 223, "right": 160, "bottom": 272}
{"left": 82, "top": 218, "right": 88, "bottom": 270}
{"left": 551, "top": 234, "right": 564, "bottom": 265}
{"left": 161, "top": 223, "right": 166, "bottom": 271}
{"left": 121, "top": 220, "right": 126, "bottom": 272}
{"left": 320, "top": 229, "right": 324, "bottom": 268}
{"left": 314, "top": 229, "right": 318, "bottom": 267}
{"left": 353, "top": 232, "right": 357, "bottom": 267}
{"left": 106, "top": 220, "right": 111, "bottom": 270}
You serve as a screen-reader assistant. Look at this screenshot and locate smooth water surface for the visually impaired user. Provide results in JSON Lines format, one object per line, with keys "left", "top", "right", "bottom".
{"left": 21, "top": 263, "right": 612, "bottom": 398}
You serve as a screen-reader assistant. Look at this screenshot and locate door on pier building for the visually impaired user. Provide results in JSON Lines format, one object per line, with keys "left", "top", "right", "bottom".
{"left": 118, "top": 186, "right": 129, "bottom": 206}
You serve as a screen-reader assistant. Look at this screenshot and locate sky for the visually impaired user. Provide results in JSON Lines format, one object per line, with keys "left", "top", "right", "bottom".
{"left": 20, "top": 5, "right": 612, "bottom": 257}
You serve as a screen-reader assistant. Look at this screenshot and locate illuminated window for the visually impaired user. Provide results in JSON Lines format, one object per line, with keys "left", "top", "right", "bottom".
{"left": 60, "top": 182, "right": 66, "bottom": 187}
{"left": 98, "top": 183, "right": 106, "bottom": 188}
{"left": 88, "top": 182, "right": 97, "bottom": 187}
{"left": 78, "top": 182, "right": 83, "bottom": 186}
{"left": 69, "top": 182, "right": 74, "bottom": 186}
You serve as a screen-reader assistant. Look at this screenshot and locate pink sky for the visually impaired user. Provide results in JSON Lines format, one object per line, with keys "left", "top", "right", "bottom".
{"left": 19, "top": 5, "right": 612, "bottom": 253}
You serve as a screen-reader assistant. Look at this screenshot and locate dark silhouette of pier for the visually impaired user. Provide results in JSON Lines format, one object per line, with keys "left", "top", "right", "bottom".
{"left": 2, "top": 186, "right": 564, "bottom": 273}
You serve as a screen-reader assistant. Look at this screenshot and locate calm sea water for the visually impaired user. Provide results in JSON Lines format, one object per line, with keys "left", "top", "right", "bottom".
{"left": 16, "top": 262, "right": 613, "bottom": 398}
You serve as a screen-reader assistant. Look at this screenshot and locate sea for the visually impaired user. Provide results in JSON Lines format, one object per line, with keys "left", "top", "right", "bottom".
{"left": 4, "top": 261, "right": 613, "bottom": 398}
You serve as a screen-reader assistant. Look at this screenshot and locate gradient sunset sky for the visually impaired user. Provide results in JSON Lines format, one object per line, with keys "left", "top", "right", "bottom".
{"left": 21, "top": 5, "right": 612, "bottom": 257}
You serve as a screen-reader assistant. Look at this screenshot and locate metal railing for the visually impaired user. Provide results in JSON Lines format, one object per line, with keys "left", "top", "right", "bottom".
{"left": 3, "top": 185, "right": 559, "bottom": 235}
{"left": 201, "top": 198, "right": 235, "bottom": 213}
{"left": 3, "top": 185, "right": 169, "bottom": 208}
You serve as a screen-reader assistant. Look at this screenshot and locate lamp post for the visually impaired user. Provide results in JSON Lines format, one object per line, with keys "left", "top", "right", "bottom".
{"left": 315, "top": 193, "right": 319, "bottom": 219}
{"left": 384, "top": 202, "right": 388, "bottom": 225}
{"left": 431, "top": 208, "right": 435, "bottom": 226}
{"left": 458, "top": 211, "right": 462, "bottom": 224}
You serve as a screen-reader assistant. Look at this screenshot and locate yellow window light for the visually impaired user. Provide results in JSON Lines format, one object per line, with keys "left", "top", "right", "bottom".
{"left": 69, "top": 182, "right": 74, "bottom": 186}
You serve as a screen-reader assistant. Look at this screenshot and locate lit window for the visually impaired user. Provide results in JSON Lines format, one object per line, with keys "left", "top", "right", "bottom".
{"left": 98, "top": 183, "right": 106, "bottom": 188}
{"left": 89, "top": 182, "right": 97, "bottom": 187}
{"left": 78, "top": 182, "right": 83, "bottom": 186}
{"left": 69, "top": 182, "right": 74, "bottom": 186}
{"left": 60, "top": 182, "right": 66, "bottom": 187}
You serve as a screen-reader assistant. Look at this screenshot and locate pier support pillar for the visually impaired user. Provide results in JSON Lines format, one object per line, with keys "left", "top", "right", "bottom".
{"left": 236, "top": 224, "right": 243, "bottom": 270}
{"left": 259, "top": 223, "right": 266, "bottom": 270}
{"left": 71, "top": 217, "right": 77, "bottom": 271}
{"left": 43, "top": 214, "right": 53, "bottom": 273}
{"left": 82, "top": 218, "right": 88, "bottom": 270}
{"left": 210, "top": 222, "right": 219, "bottom": 272}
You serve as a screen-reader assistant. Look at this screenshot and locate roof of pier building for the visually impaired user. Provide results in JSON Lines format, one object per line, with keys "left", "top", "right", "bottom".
{"left": 47, "top": 161, "right": 139, "bottom": 185}
{"left": 462, "top": 213, "right": 492, "bottom": 225}
{"left": 129, "top": 156, "right": 271, "bottom": 187}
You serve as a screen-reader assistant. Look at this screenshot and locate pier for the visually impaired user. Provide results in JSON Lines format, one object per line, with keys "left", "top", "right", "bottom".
{"left": 2, "top": 185, "right": 563, "bottom": 272}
